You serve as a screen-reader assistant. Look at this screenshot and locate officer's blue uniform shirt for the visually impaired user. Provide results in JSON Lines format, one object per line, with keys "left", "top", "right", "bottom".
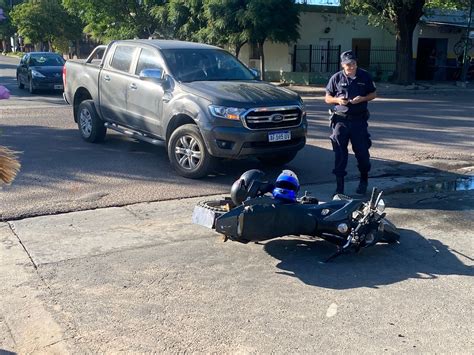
{"left": 326, "top": 68, "right": 376, "bottom": 116}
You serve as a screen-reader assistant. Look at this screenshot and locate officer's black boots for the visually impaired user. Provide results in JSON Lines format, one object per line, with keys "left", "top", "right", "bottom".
{"left": 335, "top": 176, "right": 344, "bottom": 195}
{"left": 356, "top": 173, "right": 369, "bottom": 195}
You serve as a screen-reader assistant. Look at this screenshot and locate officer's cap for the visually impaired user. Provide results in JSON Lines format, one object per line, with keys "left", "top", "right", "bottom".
{"left": 340, "top": 50, "right": 357, "bottom": 64}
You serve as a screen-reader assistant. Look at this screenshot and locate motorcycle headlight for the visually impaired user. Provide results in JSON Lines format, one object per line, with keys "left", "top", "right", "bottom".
{"left": 31, "top": 69, "right": 45, "bottom": 78}
{"left": 209, "top": 105, "right": 246, "bottom": 121}
{"left": 376, "top": 199, "right": 386, "bottom": 213}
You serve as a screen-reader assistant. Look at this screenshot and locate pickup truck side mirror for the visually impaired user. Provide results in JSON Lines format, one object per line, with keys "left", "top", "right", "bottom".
{"left": 139, "top": 68, "right": 165, "bottom": 84}
{"left": 250, "top": 68, "right": 261, "bottom": 80}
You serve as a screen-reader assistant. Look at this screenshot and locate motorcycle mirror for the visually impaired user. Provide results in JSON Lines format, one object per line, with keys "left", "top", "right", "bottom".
{"left": 376, "top": 199, "right": 385, "bottom": 213}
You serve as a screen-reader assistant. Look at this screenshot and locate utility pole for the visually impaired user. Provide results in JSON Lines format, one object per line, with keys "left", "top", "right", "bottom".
{"left": 460, "top": 0, "right": 473, "bottom": 83}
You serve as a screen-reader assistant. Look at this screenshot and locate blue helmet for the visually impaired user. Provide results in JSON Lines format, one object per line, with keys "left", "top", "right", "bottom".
{"left": 272, "top": 170, "right": 299, "bottom": 202}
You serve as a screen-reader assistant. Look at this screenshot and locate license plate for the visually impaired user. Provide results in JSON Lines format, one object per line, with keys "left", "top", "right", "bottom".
{"left": 268, "top": 131, "right": 291, "bottom": 142}
{"left": 54, "top": 84, "right": 63, "bottom": 90}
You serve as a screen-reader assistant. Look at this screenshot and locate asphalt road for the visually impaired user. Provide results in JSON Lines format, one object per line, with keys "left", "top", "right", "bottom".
{"left": 1, "top": 54, "right": 473, "bottom": 220}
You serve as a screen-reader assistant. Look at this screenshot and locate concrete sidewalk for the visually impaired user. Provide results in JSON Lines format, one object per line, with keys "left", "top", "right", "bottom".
{"left": 1, "top": 170, "right": 473, "bottom": 353}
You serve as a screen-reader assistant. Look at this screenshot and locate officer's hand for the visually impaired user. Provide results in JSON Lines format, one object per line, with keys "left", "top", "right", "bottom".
{"left": 337, "top": 98, "right": 349, "bottom": 105}
{"left": 349, "top": 96, "right": 364, "bottom": 104}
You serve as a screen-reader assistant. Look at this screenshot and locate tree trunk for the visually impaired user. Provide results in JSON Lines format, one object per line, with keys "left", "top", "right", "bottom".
{"left": 394, "top": 22, "right": 416, "bottom": 85}
{"left": 75, "top": 39, "right": 79, "bottom": 59}
{"left": 394, "top": 1, "right": 425, "bottom": 85}
{"left": 235, "top": 41, "right": 246, "bottom": 59}
{"left": 1, "top": 39, "right": 8, "bottom": 53}
{"left": 258, "top": 40, "right": 265, "bottom": 80}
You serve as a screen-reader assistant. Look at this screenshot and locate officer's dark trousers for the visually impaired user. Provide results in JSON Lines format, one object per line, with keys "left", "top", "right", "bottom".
{"left": 330, "top": 117, "right": 372, "bottom": 178}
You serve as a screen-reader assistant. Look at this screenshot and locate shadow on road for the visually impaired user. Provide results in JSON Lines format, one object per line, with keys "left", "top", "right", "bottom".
{"left": 262, "top": 229, "right": 473, "bottom": 289}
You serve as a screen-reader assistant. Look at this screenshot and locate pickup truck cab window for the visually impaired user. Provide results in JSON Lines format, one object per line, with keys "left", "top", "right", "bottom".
{"left": 135, "top": 48, "right": 164, "bottom": 75}
{"left": 161, "top": 48, "right": 254, "bottom": 82}
{"left": 110, "top": 45, "right": 135, "bottom": 73}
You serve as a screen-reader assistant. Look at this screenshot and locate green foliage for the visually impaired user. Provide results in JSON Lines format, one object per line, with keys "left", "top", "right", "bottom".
{"left": 63, "top": 0, "right": 165, "bottom": 42}
{"left": 240, "top": 0, "right": 300, "bottom": 78}
{"left": 425, "top": 0, "right": 470, "bottom": 10}
{"left": 200, "top": 0, "right": 247, "bottom": 54}
{"left": 10, "top": 0, "right": 83, "bottom": 51}
{"left": 151, "top": 0, "right": 300, "bottom": 73}
{"left": 151, "top": 0, "right": 206, "bottom": 40}
{"left": 241, "top": 0, "right": 300, "bottom": 45}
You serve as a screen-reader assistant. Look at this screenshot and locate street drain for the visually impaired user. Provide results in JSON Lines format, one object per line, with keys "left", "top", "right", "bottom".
{"left": 390, "top": 176, "right": 474, "bottom": 194}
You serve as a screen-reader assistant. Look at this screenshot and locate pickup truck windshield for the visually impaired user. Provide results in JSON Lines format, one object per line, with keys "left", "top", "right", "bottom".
{"left": 161, "top": 48, "right": 255, "bottom": 82}
{"left": 29, "top": 54, "right": 65, "bottom": 67}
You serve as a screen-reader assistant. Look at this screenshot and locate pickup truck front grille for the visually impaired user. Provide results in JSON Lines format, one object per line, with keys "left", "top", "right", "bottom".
{"left": 243, "top": 106, "right": 302, "bottom": 130}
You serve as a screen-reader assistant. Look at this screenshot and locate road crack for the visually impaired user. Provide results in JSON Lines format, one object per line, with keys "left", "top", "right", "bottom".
{"left": 7, "top": 221, "right": 38, "bottom": 270}
{"left": 0, "top": 314, "right": 18, "bottom": 348}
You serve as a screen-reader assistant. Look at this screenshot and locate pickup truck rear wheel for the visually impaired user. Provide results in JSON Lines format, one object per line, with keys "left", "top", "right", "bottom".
{"left": 257, "top": 151, "right": 298, "bottom": 166}
{"left": 77, "top": 100, "right": 107, "bottom": 143}
{"left": 168, "top": 124, "right": 215, "bottom": 179}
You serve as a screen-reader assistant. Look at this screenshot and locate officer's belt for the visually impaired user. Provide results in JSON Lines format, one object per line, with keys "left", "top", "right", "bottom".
{"left": 332, "top": 110, "right": 368, "bottom": 119}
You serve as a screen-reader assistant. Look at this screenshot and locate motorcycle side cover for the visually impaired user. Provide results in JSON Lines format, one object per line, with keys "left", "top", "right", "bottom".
{"left": 215, "top": 196, "right": 355, "bottom": 242}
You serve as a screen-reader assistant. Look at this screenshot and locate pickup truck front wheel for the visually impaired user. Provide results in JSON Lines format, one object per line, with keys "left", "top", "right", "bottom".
{"left": 77, "top": 100, "right": 107, "bottom": 143}
{"left": 168, "top": 124, "right": 215, "bottom": 179}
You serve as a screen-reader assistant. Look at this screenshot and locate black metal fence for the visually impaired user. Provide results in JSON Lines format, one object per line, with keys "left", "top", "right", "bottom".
{"left": 293, "top": 44, "right": 396, "bottom": 75}
{"left": 293, "top": 44, "right": 341, "bottom": 73}
{"left": 355, "top": 46, "right": 397, "bottom": 74}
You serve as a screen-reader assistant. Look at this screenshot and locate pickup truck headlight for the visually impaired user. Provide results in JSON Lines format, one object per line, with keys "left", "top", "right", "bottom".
{"left": 209, "top": 105, "right": 246, "bottom": 121}
{"left": 298, "top": 98, "right": 307, "bottom": 117}
{"left": 31, "top": 70, "right": 45, "bottom": 78}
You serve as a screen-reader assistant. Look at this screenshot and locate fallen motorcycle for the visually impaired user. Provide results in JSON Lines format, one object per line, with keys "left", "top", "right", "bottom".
{"left": 192, "top": 170, "right": 400, "bottom": 261}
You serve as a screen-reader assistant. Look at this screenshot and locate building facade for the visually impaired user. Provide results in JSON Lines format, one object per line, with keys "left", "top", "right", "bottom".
{"left": 238, "top": 6, "right": 473, "bottom": 83}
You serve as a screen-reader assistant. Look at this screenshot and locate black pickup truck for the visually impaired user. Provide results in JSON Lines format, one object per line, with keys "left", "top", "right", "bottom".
{"left": 63, "top": 39, "right": 307, "bottom": 178}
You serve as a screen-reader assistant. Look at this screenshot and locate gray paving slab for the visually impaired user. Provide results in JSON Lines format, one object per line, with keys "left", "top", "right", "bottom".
{"left": 0, "top": 224, "right": 69, "bottom": 354}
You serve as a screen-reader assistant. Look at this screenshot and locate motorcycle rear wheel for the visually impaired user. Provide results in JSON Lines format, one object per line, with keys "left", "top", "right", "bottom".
{"left": 197, "top": 199, "right": 235, "bottom": 213}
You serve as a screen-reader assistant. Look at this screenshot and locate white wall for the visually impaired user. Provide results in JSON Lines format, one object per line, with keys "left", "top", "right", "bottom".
{"left": 297, "top": 11, "right": 395, "bottom": 49}
{"left": 239, "top": 42, "right": 292, "bottom": 72}
{"left": 239, "top": 10, "right": 395, "bottom": 72}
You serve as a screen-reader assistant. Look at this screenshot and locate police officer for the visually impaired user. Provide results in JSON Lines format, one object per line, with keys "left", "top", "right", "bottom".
{"left": 325, "top": 50, "right": 376, "bottom": 195}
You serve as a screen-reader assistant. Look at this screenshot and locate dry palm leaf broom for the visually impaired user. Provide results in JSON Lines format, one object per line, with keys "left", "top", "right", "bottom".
{"left": 0, "top": 146, "right": 21, "bottom": 184}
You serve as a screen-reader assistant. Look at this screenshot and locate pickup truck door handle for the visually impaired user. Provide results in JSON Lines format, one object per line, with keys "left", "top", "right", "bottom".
{"left": 103, "top": 75, "right": 111, "bottom": 82}
{"left": 129, "top": 83, "right": 137, "bottom": 90}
